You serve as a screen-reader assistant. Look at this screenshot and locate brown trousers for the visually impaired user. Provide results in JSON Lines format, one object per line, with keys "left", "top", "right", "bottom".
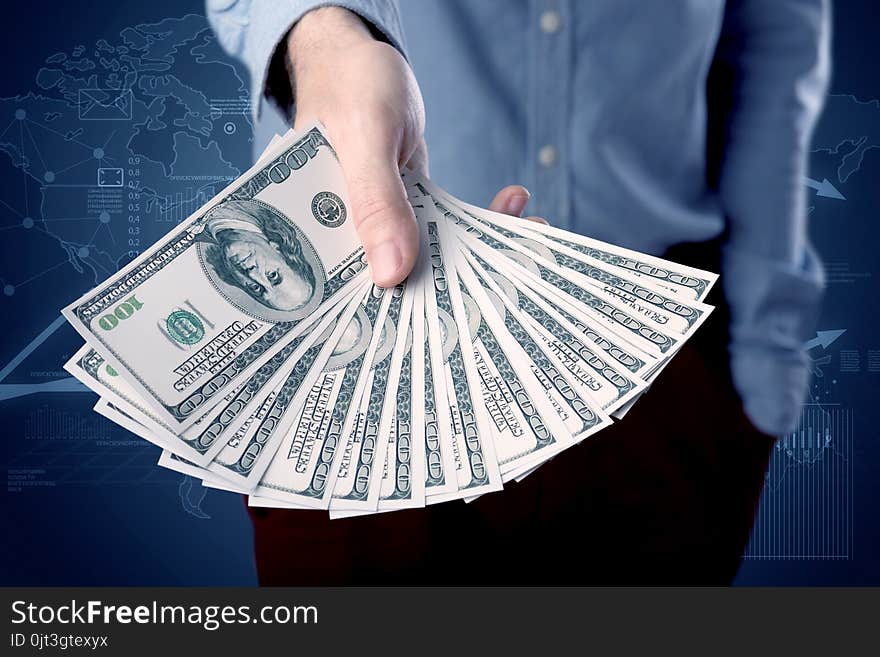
{"left": 247, "top": 242, "right": 775, "bottom": 585}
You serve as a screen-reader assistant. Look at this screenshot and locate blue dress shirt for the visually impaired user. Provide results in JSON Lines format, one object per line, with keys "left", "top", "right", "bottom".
{"left": 207, "top": 0, "right": 830, "bottom": 436}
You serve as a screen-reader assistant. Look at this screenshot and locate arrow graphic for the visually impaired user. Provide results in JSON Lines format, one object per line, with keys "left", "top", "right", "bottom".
{"left": 0, "top": 377, "right": 89, "bottom": 402}
{"left": 804, "top": 176, "right": 846, "bottom": 200}
{"left": 0, "top": 315, "right": 67, "bottom": 384}
{"left": 0, "top": 315, "right": 90, "bottom": 403}
{"left": 803, "top": 329, "right": 846, "bottom": 351}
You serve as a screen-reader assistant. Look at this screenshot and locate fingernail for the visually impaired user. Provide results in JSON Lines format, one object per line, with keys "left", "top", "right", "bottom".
{"left": 503, "top": 193, "right": 530, "bottom": 217}
{"left": 368, "top": 240, "right": 403, "bottom": 286}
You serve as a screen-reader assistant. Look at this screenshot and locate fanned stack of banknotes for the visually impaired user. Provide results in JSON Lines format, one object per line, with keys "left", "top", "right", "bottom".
{"left": 62, "top": 123, "right": 717, "bottom": 517}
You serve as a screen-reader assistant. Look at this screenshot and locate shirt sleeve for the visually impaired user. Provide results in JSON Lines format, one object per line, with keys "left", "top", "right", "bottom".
{"left": 205, "top": 0, "right": 407, "bottom": 119}
{"left": 710, "top": 0, "right": 830, "bottom": 435}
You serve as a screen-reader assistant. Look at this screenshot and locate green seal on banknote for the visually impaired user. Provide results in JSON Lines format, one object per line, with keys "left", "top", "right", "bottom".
{"left": 165, "top": 310, "right": 205, "bottom": 346}
{"left": 311, "top": 191, "right": 346, "bottom": 227}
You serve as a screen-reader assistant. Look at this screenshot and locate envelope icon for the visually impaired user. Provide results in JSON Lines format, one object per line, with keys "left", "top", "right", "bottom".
{"left": 78, "top": 88, "right": 133, "bottom": 120}
{"left": 97, "top": 167, "right": 124, "bottom": 187}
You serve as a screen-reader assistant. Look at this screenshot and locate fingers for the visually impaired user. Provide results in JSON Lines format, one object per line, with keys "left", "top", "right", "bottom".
{"left": 335, "top": 126, "right": 419, "bottom": 288}
{"left": 489, "top": 185, "right": 530, "bottom": 217}
{"left": 488, "top": 185, "right": 548, "bottom": 224}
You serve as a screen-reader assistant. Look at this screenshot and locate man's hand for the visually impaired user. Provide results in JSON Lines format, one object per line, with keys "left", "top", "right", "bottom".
{"left": 288, "top": 7, "right": 425, "bottom": 287}
{"left": 288, "top": 8, "right": 545, "bottom": 286}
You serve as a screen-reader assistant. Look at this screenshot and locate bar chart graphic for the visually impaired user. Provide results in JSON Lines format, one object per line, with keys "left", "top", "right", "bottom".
{"left": 158, "top": 187, "right": 213, "bottom": 224}
{"left": 745, "top": 404, "right": 854, "bottom": 559}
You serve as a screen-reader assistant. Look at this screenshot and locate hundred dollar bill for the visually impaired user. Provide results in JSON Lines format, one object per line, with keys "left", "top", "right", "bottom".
{"left": 373, "top": 286, "right": 426, "bottom": 511}
{"left": 109, "top": 288, "right": 364, "bottom": 492}
{"left": 250, "top": 284, "right": 391, "bottom": 508}
{"left": 379, "top": 309, "right": 426, "bottom": 510}
{"left": 209, "top": 286, "right": 361, "bottom": 494}
{"left": 179, "top": 289, "right": 363, "bottom": 484}
{"left": 508, "top": 266, "right": 674, "bottom": 417}
{"left": 66, "top": 287, "right": 357, "bottom": 466}
{"left": 500, "top": 217, "right": 716, "bottom": 302}
{"left": 411, "top": 272, "right": 452, "bottom": 497}
{"left": 458, "top": 230, "right": 680, "bottom": 360}
{"left": 329, "top": 283, "right": 406, "bottom": 512}
{"left": 426, "top": 196, "right": 695, "bottom": 351}
{"left": 459, "top": 235, "right": 649, "bottom": 414}
{"left": 406, "top": 200, "right": 460, "bottom": 499}
{"left": 510, "top": 274, "right": 659, "bottom": 379}
{"left": 205, "top": 291, "right": 378, "bottom": 492}
{"left": 62, "top": 123, "right": 369, "bottom": 432}
{"left": 329, "top": 283, "right": 424, "bottom": 517}
{"left": 199, "top": 285, "right": 373, "bottom": 494}
{"left": 459, "top": 249, "right": 611, "bottom": 453}
{"left": 420, "top": 205, "right": 503, "bottom": 502}
{"left": 411, "top": 173, "right": 718, "bottom": 302}
{"left": 409, "top": 192, "right": 680, "bottom": 360}
{"left": 457, "top": 209, "right": 713, "bottom": 336}
{"left": 64, "top": 344, "right": 249, "bottom": 461}
{"left": 410, "top": 179, "right": 714, "bottom": 350}
{"left": 440, "top": 220, "right": 579, "bottom": 479}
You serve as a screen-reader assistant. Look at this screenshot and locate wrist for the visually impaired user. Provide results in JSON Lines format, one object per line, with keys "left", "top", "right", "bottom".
{"left": 288, "top": 7, "right": 374, "bottom": 66}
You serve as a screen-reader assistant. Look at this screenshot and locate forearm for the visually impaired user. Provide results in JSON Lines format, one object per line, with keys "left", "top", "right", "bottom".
{"left": 710, "top": 0, "right": 830, "bottom": 434}
{"left": 712, "top": 0, "right": 830, "bottom": 261}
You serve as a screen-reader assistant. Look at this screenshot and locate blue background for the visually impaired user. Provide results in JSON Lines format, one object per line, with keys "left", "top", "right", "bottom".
{"left": 1, "top": 1, "right": 877, "bottom": 585}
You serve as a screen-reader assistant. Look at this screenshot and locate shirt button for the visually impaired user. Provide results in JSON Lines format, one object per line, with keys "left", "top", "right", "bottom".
{"left": 540, "top": 10, "right": 561, "bottom": 34}
{"left": 538, "top": 145, "right": 557, "bottom": 168}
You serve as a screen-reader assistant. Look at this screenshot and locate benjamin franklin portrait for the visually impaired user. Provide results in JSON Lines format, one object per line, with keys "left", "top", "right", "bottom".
{"left": 198, "top": 199, "right": 324, "bottom": 321}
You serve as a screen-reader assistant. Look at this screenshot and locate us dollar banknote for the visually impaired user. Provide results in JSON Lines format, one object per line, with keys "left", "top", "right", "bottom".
{"left": 442, "top": 224, "right": 580, "bottom": 479}
{"left": 372, "top": 286, "right": 426, "bottom": 511}
{"left": 250, "top": 284, "right": 389, "bottom": 508}
{"left": 417, "top": 175, "right": 718, "bottom": 302}
{"left": 425, "top": 194, "right": 684, "bottom": 354}
{"left": 412, "top": 273, "right": 454, "bottom": 497}
{"left": 421, "top": 206, "right": 503, "bottom": 502}
{"left": 62, "top": 123, "right": 369, "bottom": 432}
{"left": 459, "top": 237, "right": 649, "bottom": 414}
{"left": 73, "top": 146, "right": 720, "bottom": 519}
{"left": 461, "top": 250, "right": 611, "bottom": 449}
{"left": 330, "top": 283, "right": 406, "bottom": 512}
{"left": 329, "top": 284, "right": 427, "bottom": 517}
{"left": 66, "top": 291, "right": 354, "bottom": 466}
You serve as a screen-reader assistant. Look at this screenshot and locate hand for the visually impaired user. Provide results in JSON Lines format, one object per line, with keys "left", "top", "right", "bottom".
{"left": 288, "top": 9, "right": 544, "bottom": 286}
{"left": 287, "top": 7, "right": 426, "bottom": 287}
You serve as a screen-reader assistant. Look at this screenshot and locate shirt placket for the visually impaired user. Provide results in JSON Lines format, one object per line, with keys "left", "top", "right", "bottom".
{"left": 527, "top": 0, "right": 572, "bottom": 229}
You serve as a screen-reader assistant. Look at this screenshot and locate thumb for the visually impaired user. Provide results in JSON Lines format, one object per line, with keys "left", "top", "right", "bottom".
{"left": 337, "top": 134, "right": 419, "bottom": 288}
